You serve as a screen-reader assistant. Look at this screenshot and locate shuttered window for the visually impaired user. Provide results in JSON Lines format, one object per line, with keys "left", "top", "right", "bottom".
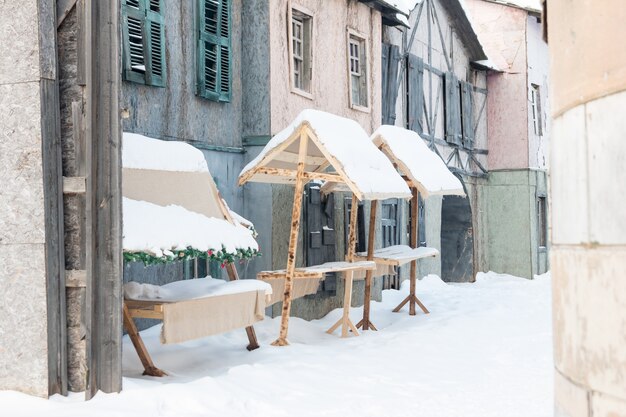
{"left": 407, "top": 54, "right": 424, "bottom": 133}
{"left": 197, "top": 0, "right": 231, "bottom": 102}
{"left": 444, "top": 72, "right": 462, "bottom": 146}
{"left": 348, "top": 34, "right": 368, "bottom": 109}
{"left": 381, "top": 43, "right": 400, "bottom": 125}
{"left": 460, "top": 81, "right": 474, "bottom": 149}
{"left": 121, "top": 0, "right": 166, "bottom": 87}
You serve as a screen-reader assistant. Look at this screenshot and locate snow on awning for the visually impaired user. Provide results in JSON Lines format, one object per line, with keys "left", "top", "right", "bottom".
{"left": 123, "top": 198, "right": 258, "bottom": 258}
{"left": 371, "top": 125, "right": 465, "bottom": 197}
{"left": 238, "top": 109, "right": 411, "bottom": 201}
{"left": 122, "top": 133, "right": 258, "bottom": 260}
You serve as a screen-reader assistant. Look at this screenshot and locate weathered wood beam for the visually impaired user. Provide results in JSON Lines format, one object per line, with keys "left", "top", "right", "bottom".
{"left": 272, "top": 151, "right": 327, "bottom": 166}
{"left": 57, "top": 0, "right": 78, "bottom": 28}
{"left": 65, "top": 269, "right": 87, "bottom": 287}
{"left": 62, "top": 176, "right": 86, "bottom": 194}
{"left": 253, "top": 167, "right": 343, "bottom": 183}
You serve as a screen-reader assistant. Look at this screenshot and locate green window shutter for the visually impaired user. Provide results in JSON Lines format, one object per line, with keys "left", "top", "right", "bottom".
{"left": 197, "top": 0, "right": 231, "bottom": 102}
{"left": 408, "top": 54, "right": 424, "bottom": 133}
{"left": 461, "top": 81, "right": 474, "bottom": 149}
{"left": 121, "top": 0, "right": 166, "bottom": 87}
{"left": 444, "top": 72, "right": 462, "bottom": 146}
{"left": 145, "top": 0, "right": 166, "bottom": 87}
{"left": 122, "top": 0, "right": 147, "bottom": 84}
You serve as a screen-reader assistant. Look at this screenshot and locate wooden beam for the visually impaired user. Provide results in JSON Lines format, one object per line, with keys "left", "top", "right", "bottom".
{"left": 57, "top": 0, "right": 78, "bottom": 28}
{"left": 65, "top": 269, "right": 87, "bottom": 287}
{"left": 272, "top": 130, "right": 309, "bottom": 346}
{"left": 359, "top": 200, "right": 378, "bottom": 331}
{"left": 252, "top": 166, "right": 343, "bottom": 183}
{"left": 62, "top": 176, "right": 86, "bottom": 194}
{"left": 122, "top": 304, "right": 166, "bottom": 377}
{"left": 84, "top": 0, "right": 123, "bottom": 399}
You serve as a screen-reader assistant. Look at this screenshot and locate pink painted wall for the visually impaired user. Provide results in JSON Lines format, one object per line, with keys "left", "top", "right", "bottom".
{"left": 466, "top": 0, "right": 530, "bottom": 169}
{"left": 269, "top": 0, "right": 381, "bottom": 135}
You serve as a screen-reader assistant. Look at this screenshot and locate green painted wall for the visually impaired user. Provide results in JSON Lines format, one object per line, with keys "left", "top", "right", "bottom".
{"left": 480, "top": 169, "right": 549, "bottom": 279}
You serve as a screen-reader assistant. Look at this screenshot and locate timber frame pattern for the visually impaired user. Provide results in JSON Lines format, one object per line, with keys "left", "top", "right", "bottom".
{"left": 384, "top": 0, "right": 489, "bottom": 178}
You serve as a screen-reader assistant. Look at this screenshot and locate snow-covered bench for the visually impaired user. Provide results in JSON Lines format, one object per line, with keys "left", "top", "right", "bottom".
{"left": 122, "top": 133, "right": 265, "bottom": 376}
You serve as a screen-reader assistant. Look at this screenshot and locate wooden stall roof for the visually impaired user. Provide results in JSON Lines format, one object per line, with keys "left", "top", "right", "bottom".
{"left": 371, "top": 126, "right": 466, "bottom": 197}
{"left": 237, "top": 109, "right": 411, "bottom": 201}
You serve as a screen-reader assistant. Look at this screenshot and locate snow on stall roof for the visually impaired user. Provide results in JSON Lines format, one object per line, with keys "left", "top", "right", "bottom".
{"left": 372, "top": 125, "right": 465, "bottom": 197}
{"left": 240, "top": 109, "right": 411, "bottom": 200}
{"left": 124, "top": 277, "right": 272, "bottom": 302}
{"left": 123, "top": 132, "right": 209, "bottom": 173}
{"left": 123, "top": 198, "right": 258, "bottom": 257}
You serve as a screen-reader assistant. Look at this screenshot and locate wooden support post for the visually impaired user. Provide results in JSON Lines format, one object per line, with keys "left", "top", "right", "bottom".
{"left": 327, "top": 194, "right": 360, "bottom": 337}
{"left": 358, "top": 200, "right": 378, "bottom": 331}
{"left": 225, "top": 263, "right": 260, "bottom": 351}
{"left": 393, "top": 187, "right": 430, "bottom": 315}
{"left": 272, "top": 130, "right": 309, "bottom": 346}
{"left": 122, "top": 304, "right": 166, "bottom": 377}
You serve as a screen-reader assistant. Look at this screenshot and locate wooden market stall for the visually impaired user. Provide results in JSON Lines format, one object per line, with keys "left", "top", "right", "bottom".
{"left": 238, "top": 109, "right": 411, "bottom": 345}
{"left": 122, "top": 133, "right": 269, "bottom": 376}
{"left": 354, "top": 125, "right": 466, "bottom": 330}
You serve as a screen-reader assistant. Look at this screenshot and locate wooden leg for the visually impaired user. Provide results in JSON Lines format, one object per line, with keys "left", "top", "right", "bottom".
{"left": 392, "top": 294, "right": 430, "bottom": 315}
{"left": 392, "top": 294, "right": 411, "bottom": 313}
{"left": 122, "top": 303, "right": 166, "bottom": 377}
{"left": 327, "top": 272, "right": 359, "bottom": 337}
{"left": 225, "top": 263, "right": 261, "bottom": 350}
{"left": 361, "top": 200, "right": 378, "bottom": 331}
{"left": 409, "top": 260, "right": 417, "bottom": 316}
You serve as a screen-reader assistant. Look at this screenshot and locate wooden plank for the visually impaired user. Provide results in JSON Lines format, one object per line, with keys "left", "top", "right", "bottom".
{"left": 272, "top": 151, "right": 327, "bottom": 166}
{"left": 272, "top": 131, "right": 309, "bottom": 347}
{"left": 76, "top": 0, "right": 86, "bottom": 86}
{"left": 65, "top": 269, "right": 87, "bottom": 287}
{"left": 62, "top": 176, "right": 86, "bottom": 194}
{"left": 40, "top": 76, "right": 68, "bottom": 396}
{"left": 84, "top": 0, "right": 123, "bottom": 399}
{"left": 57, "top": 0, "right": 78, "bottom": 28}
{"left": 252, "top": 166, "right": 343, "bottom": 183}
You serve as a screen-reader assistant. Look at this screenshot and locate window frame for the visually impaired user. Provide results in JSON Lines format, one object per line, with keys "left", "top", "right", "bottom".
{"left": 530, "top": 83, "right": 543, "bottom": 136}
{"left": 196, "top": 0, "right": 232, "bottom": 102}
{"left": 121, "top": 0, "right": 166, "bottom": 87}
{"left": 288, "top": 4, "right": 314, "bottom": 99}
{"left": 346, "top": 28, "right": 370, "bottom": 112}
{"left": 537, "top": 195, "right": 548, "bottom": 248}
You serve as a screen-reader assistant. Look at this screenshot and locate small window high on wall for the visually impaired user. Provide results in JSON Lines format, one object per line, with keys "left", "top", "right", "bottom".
{"left": 348, "top": 31, "right": 368, "bottom": 110}
{"left": 197, "top": 0, "right": 232, "bottom": 102}
{"left": 122, "top": 0, "right": 166, "bottom": 87}
{"left": 289, "top": 6, "right": 313, "bottom": 96}
{"left": 530, "top": 84, "right": 543, "bottom": 136}
{"left": 538, "top": 196, "right": 547, "bottom": 248}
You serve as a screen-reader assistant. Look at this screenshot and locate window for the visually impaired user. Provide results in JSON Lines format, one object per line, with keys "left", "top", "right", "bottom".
{"left": 538, "top": 196, "right": 547, "bottom": 247}
{"left": 121, "top": 0, "right": 166, "bottom": 87}
{"left": 197, "top": 0, "right": 231, "bottom": 102}
{"left": 289, "top": 7, "right": 312, "bottom": 95}
{"left": 348, "top": 32, "right": 368, "bottom": 109}
{"left": 530, "top": 84, "right": 543, "bottom": 136}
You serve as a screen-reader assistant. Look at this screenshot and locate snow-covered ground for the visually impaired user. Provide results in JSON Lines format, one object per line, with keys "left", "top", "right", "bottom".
{"left": 1, "top": 272, "right": 553, "bottom": 417}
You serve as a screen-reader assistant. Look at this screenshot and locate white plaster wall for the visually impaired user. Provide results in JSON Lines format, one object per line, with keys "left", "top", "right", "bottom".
{"left": 0, "top": 0, "right": 50, "bottom": 397}
{"left": 526, "top": 15, "right": 550, "bottom": 170}
{"left": 269, "top": 0, "right": 382, "bottom": 134}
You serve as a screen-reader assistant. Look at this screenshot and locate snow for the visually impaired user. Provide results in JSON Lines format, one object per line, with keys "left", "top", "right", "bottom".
{"left": 124, "top": 277, "right": 272, "bottom": 302}
{"left": 1, "top": 271, "right": 553, "bottom": 417}
{"left": 123, "top": 132, "right": 210, "bottom": 173}
{"left": 240, "top": 109, "right": 411, "bottom": 200}
{"left": 378, "top": 0, "right": 423, "bottom": 15}
{"left": 373, "top": 125, "right": 465, "bottom": 196}
{"left": 490, "top": 0, "right": 541, "bottom": 12}
{"left": 123, "top": 198, "right": 258, "bottom": 257}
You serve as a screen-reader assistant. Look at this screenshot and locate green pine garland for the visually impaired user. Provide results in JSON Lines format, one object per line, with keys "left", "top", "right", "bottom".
{"left": 123, "top": 245, "right": 261, "bottom": 267}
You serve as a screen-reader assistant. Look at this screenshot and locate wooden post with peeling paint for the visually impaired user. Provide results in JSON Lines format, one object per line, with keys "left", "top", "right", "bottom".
{"left": 272, "top": 128, "right": 309, "bottom": 346}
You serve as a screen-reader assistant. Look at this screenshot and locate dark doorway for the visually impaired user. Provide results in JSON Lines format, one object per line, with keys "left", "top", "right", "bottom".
{"left": 440, "top": 195, "right": 474, "bottom": 282}
{"left": 380, "top": 198, "right": 401, "bottom": 289}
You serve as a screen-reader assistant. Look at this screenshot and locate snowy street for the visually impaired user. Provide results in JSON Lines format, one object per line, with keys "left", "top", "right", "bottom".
{"left": 1, "top": 273, "right": 553, "bottom": 417}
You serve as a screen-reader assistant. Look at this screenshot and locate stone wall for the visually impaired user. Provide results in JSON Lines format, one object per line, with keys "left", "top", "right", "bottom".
{"left": 549, "top": 1, "right": 626, "bottom": 415}
{"left": 0, "top": 0, "right": 53, "bottom": 398}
